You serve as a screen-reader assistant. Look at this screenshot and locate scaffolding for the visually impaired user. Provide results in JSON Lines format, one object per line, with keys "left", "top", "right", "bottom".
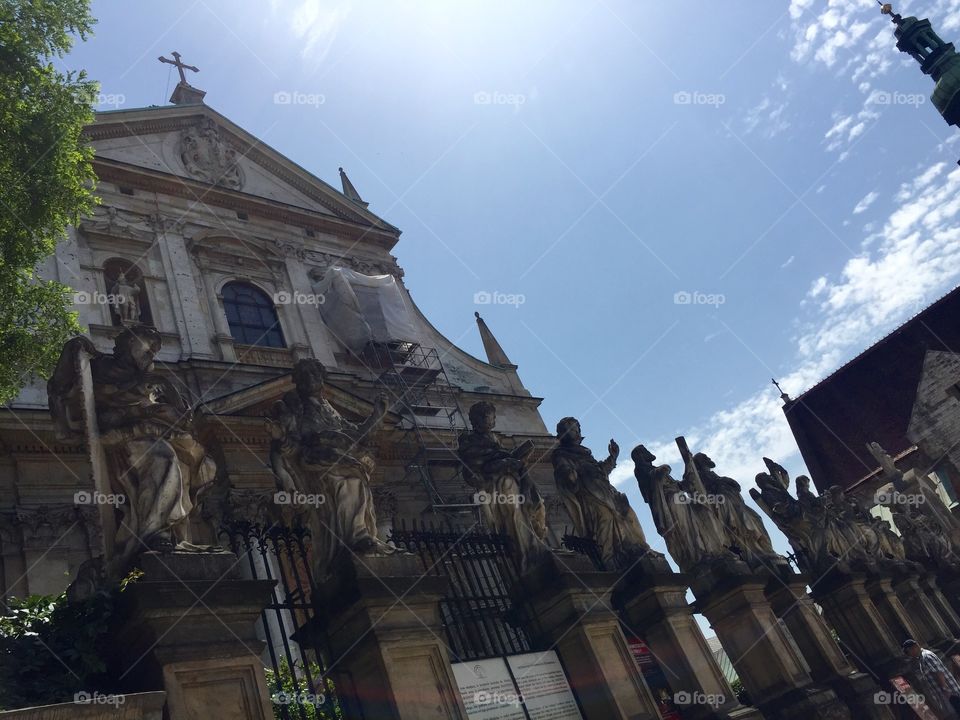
{"left": 360, "top": 341, "right": 473, "bottom": 513}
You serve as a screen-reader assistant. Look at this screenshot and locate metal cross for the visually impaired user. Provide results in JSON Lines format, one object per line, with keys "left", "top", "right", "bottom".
{"left": 158, "top": 51, "right": 199, "bottom": 84}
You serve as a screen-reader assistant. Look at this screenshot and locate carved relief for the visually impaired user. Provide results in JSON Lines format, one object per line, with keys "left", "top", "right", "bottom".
{"left": 79, "top": 206, "right": 155, "bottom": 244}
{"left": 179, "top": 118, "right": 245, "bottom": 190}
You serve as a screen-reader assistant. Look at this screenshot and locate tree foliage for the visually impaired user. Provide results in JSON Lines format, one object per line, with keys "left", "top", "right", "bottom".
{"left": 0, "top": 0, "right": 97, "bottom": 404}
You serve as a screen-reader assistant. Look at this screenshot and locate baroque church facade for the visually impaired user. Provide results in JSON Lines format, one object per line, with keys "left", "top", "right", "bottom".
{"left": 0, "top": 84, "right": 559, "bottom": 599}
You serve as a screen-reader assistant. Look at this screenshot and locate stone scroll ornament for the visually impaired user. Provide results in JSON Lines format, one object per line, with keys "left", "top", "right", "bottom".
{"left": 457, "top": 401, "right": 547, "bottom": 572}
{"left": 551, "top": 417, "right": 661, "bottom": 570}
{"left": 267, "top": 359, "right": 391, "bottom": 580}
{"left": 48, "top": 328, "right": 218, "bottom": 591}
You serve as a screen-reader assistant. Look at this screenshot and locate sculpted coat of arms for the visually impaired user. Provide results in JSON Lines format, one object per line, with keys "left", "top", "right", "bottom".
{"left": 179, "top": 118, "right": 245, "bottom": 190}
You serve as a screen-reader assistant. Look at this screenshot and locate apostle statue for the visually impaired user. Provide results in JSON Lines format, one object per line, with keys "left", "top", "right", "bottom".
{"left": 110, "top": 271, "right": 141, "bottom": 324}
{"left": 48, "top": 327, "right": 216, "bottom": 582}
{"left": 269, "top": 359, "right": 390, "bottom": 579}
{"left": 632, "top": 444, "right": 733, "bottom": 571}
{"left": 457, "top": 401, "right": 547, "bottom": 570}
{"left": 551, "top": 417, "right": 656, "bottom": 569}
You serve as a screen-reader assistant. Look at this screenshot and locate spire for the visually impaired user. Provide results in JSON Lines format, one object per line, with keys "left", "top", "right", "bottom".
{"left": 338, "top": 167, "right": 369, "bottom": 208}
{"left": 880, "top": 3, "right": 960, "bottom": 149}
{"left": 772, "top": 378, "right": 791, "bottom": 405}
{"left": 158, "top": 51, "right": 205, "bottom": 105}
{"left": 475, "top": 312, "right": 515, "bottom": 367}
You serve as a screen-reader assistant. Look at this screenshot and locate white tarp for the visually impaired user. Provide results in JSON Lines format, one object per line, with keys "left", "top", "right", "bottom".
{"left": 316, "top": 266, "right": 417, "bottom": 350}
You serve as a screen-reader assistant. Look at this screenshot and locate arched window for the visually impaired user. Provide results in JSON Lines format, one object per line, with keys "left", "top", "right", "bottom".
{"left": 103, "top": 258, "right": 152, "bottom": 326}
{"left": 221, "top": 282, "right": 285, "bottom": 348}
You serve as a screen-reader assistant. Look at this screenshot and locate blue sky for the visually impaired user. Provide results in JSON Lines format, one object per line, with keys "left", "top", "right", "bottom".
{"left": 64, "top": 0, "right": 960, "bottom": 559}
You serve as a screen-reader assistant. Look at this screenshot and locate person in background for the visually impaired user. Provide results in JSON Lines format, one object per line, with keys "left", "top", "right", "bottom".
{"left": 904, "top": 638, "right": 960, "bottom": 718}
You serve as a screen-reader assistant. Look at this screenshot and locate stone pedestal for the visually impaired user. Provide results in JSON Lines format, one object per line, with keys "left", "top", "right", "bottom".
{"left": 521, "top": 553, "right": 661, "bottom": 720}
{"left": 866, "top": 576, "right": 923, "bottom": 644}
{"left": 112, "top": 551, "right": 277, "bottom": 720}
{"left": 767, "top": 574, "right": 894, "bottom": 719}
{"left": 613, "top": 557, "right": 758, "bottom": 720}
{"left": 891, "top": 573, "right": 954, "bottom": 650}
{"left": 315, "top": 554, "right": 466, "bottom": 720}
{"left": 690, "top": 561, "right": 849, "bottom": 720}
{"left": 810, "top": 574, "right": 907, "bottom": 678}
{"left": 919, "top": 574, "right": 960, "bottom": 637}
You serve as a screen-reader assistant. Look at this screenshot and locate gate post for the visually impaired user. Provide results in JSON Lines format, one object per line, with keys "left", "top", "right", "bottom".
{"left": 519, "top": 553, "right": 662, "bottom": 720}
{"left": 315, "top": 554, "right": 467, "bottom": 720}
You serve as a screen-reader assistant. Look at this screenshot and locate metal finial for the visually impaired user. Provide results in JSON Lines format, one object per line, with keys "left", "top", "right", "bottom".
{"left": 772, "top": 378, "right": 791, "bottom": 404}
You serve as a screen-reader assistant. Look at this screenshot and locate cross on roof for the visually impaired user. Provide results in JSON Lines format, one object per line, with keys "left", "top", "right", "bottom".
{"left": 158, "top": 51, "right": 199, "bottom": 85}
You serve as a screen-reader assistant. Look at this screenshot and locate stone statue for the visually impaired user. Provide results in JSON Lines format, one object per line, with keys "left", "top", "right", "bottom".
{"left": 632, "top": 444, "right": 733, "bottom": 571}
{"left": 457, "top": 401, "right": 547, "bottom": 570}
{"left": 551, "top": 417, "right": 656, "bottom": 569}
{"left": 48, "top": 327, "right": 217, "bottom": 581}
{"left": 110, "top": 271, "right": 141, "bottom": 324}
{"left": 268, "top": 359, "right": 390, "bottom": 579}
{"left": 692, "top": 451, "right": 786, "bottom": 572}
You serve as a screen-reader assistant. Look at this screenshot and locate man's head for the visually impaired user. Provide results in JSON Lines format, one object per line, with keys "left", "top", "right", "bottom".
{"left": 694, "top": 452, "right": 715, "bottom": 470}
{"left": 556, "top": 417, "right": 582, "bottom": 446}
{"left": 114, "top": 326, "right": 162, "bottom": 373}
{"left": 468, "top": 401, "right": 496, "bottom": 432}
{"left": 632, "top": 444, "right": 655, "bottom": 465}
{"left": 903, "top": 639, "right": 921, "bottom": 658}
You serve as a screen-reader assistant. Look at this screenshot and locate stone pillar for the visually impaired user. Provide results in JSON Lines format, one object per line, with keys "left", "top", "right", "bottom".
{"left": 919, "top": 573, "right": 960, "bottom": 638}
{"left": 520, "top": 554, "right": 666, "bottom": 720}
{"left": 201, "top": 272, "right": 237, "bottom": 362}
{"left": 810, "top": 574, "right": 906, "bottom": 678}
{"left": 866, "top": 576, "right": 923, "bottom": 644}
{"left": 690, "top": 561, "right": 849, "bottom": 720}
{"left": 113, "top": 551, "right": 277, "bottom": 720}
{"left": 280, "top": 251, "right": 337, "bottom": 366}
{"left": 316, "top": 554, "right": 466, "bottom": 720}
{"left": 612, "top": 558, "right": 758, "bottom": 720}
{"left": 891, "top": 573, "right": 954, "bottom": 650}
{"left": 767, "top": 574, "right": 894, "bottom": 719}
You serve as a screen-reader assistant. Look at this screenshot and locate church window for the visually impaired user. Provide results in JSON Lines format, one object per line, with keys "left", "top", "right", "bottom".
{"left": 221, "top": 282, "right": 286, "bottom": 348}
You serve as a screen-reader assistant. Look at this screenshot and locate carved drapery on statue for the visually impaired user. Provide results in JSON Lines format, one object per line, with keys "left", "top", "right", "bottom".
{"left": 457, "top": 401, "right": 547, "bottom": 571}
{"left": 551, "top": 417, "right": 657, "bottom": 570}
{"left": 268, "top": 359, "right": 390, "bottom": 580}
{"left": 48, "top": 328, "right": 217, "bottom": 584}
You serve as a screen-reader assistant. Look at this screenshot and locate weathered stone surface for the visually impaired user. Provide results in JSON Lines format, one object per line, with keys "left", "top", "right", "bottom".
{"left": 0, "top": 692, "right": 165, "bottom": 720}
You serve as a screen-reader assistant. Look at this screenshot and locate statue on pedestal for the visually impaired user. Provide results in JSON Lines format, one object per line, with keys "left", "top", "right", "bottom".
{"left": 457, "top": 401, "right": 546, "bottom": 570}
{"left": 551, "top": 417, "right": 657, "bottom": 569}
{"left": 632, "top": 444, "right": 733, "bottom": 571}
{"left": 48, "top": 327, "right": 217, "bottom": 583}
{"left": 269, "top": 359, "right": 390, "bottom": 579}
{"left": 110, "top": 271, "right": 141, "bottom": 324}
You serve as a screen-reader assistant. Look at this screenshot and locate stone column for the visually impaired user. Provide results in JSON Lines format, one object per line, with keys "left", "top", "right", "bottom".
{"left": 316, "top": 554, "right": 467, "bottom": 720}
{"left": 767, "top": 574, "right": 894, "bottom": 719}
{"left": 891, "top": 573, "right": 954, "bottom": 650}
{"left": 280, "top": 248, "right": 337, "bottom": 366}
{"left": 690, "top": 561, "right": 849, "bottom": 720}
{"left": 919, "top": 573, "right": 960, "bottom": 638}
{"left": 520, "top": 554, "right": 665, "bottom": 720}
{"left": 113, "top": 551, "right": 277, "bottom": 720}
{"left": 810, "top": 573, "right": 906, "bottom": 678}
{"left": 612, "top": 558, "right": 758, "bottom": 720}
{"left": 866, "top": 576, "right": 924, "bottom": 643}
{"left": 200, "top": 271, "right": 237, "bottom": 362}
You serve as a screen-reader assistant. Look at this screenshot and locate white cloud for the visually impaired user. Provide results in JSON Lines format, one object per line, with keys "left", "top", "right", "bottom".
{"left": 853, "top": 190, "right": 879, "bottom": 214}
{"left": 781, "top": 255, "right": 796, "bottom": 269}
{"left": 273, "top": 0, "right": 352, "bottom": 63}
